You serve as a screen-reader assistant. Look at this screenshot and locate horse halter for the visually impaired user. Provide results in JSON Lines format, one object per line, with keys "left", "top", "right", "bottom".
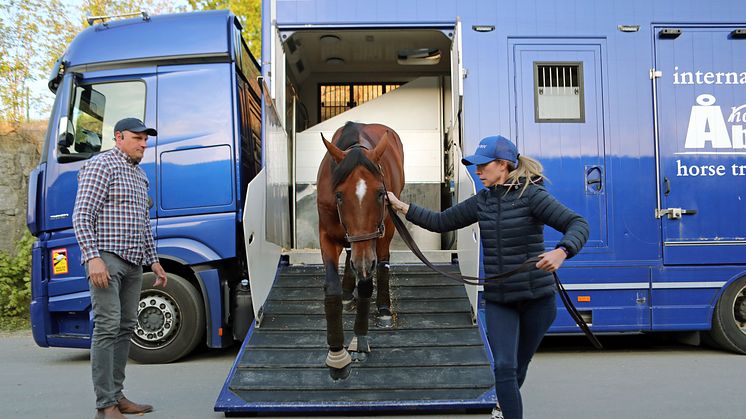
{"left": 334, "top": 144, "right": 387, "bottom": 243}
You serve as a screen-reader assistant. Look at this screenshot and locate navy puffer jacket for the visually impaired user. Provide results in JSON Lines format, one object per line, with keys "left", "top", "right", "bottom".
{"left": 406, "top": 182, "right": 589, "bottom": 303}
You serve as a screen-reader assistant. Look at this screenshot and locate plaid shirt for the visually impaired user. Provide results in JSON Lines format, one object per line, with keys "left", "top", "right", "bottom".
{"left": 73, "top": 146, "right": 158, "bottom": 266}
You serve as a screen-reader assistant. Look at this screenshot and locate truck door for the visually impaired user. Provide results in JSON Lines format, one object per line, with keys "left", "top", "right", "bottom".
{"left": 513, "top": 43, "right": 609, "bottom": 250}
{"left": 43, "top": 72, "right": 157, "bottom": 302}
{"left": 653, "top": 27, "right": 746, "bottom": 265}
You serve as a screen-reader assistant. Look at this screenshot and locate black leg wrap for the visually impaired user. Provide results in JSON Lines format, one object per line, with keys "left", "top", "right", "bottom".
{"left": 354, "top": 297, "right": 371, "bottom": 336}
{"left": 324, "top": 295, "right": 344, "bottom": 351}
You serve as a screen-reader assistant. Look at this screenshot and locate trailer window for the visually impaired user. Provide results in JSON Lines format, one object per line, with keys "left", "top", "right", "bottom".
{"left": 319, "top": 83, "right": 402, "bottom": 122}
{"left": 57, "top": 81, "right": 146, "bottom": 162}
{"left": 533, "top": 63, "right": 585, "bottom": 123}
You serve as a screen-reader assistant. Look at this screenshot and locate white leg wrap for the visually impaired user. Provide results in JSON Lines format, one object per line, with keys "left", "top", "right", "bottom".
{"left": 325, "top": 349, "right": 352, "bottom": 369}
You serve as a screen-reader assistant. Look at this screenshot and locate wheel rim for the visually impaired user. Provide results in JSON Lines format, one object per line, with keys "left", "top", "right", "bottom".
{"left": 132, "top": 289, "right": 181, "bottom": 350}
{"left": 732, "top": 283, "right": 746, "bottom": 336}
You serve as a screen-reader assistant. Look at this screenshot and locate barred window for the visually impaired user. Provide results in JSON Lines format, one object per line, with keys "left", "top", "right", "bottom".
{"left": 533, "top": 63, "right": 585, "bottom": 123}
{"left": 319, "top": 83, "right": 402, "bottom": 122}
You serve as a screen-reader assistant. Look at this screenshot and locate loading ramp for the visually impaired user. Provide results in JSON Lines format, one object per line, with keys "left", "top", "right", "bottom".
{"left": 215, "top": 263, "right": 496, "bottom": 415}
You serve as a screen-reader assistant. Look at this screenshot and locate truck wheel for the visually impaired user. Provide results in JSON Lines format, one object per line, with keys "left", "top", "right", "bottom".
{"left": 129, "top": 272, "right": 205, "bottom": 363}
{"left": 708, "top": 275, "right": 746, "bottom": 355}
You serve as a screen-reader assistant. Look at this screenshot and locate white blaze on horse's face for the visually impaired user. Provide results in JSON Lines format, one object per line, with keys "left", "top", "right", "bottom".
{"left": 355, "top": 179, "right": 367, "bottom": 207}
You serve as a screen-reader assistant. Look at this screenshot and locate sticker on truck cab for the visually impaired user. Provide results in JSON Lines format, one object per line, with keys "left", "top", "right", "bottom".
{"left": 51, "top": 248, "right": 68, "bottom": 275}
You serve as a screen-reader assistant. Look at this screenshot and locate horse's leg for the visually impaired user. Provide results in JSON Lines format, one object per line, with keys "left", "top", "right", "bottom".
{"left": 375, "top": 261, "right": 393, "bottom": 327}
{"left": 341, "top": 247, "right": 357, "bottom": 312}
{"left": 376, "top": 235, "right": 394, "bottom": 328}
{"left": 350, "top": 270, "right": 373, "bottom": 358}
{"left": 320, "top": 238, "right": 351, "bottom": 379}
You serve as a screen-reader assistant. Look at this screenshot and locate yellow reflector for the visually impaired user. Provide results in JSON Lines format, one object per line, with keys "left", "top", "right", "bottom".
{"left": 218, "top": 327, "right": 223, "bottom": 336}
{"left": 577, "top": 296, "right": 591, "bottom": 302}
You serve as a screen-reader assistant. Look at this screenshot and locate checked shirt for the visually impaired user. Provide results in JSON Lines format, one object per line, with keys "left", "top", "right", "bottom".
{"left": 73, "top": 146, "right": 158, "bottom": 266}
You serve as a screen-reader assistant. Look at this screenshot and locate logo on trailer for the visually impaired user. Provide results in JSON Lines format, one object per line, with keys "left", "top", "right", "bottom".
{"left": 684, "top": 94, "right": 746, "bottom": 151}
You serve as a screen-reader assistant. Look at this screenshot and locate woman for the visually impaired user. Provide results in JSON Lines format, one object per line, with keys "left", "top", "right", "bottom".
{"left": 387, "top": 135, "right": 589, "bottom": 419}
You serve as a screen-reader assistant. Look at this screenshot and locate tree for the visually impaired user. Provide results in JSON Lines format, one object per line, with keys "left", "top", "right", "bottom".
{"left": 0, "top": 0, "right": 72, "bottom": 125}
{"left": 187, "top": 0, "right": 261, "bottom": 58}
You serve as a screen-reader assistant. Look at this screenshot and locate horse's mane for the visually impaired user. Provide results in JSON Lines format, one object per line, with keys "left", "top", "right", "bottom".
{"left": 331, "top": 122, "right": 381, "bottom": 188}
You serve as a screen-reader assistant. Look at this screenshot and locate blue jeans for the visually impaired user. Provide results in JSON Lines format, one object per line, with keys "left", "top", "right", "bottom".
{"left": 485, "top": 294, "right": 557, "bottom": 419}
{"left": 87, "top": 252, "right": 143, "bottom": 409}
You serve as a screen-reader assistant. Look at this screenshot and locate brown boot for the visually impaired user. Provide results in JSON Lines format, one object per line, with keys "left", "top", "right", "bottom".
{"left": 94, "top": 405, "right": 126, "bottom": 419}
{"left": 117, "top": 396, "right": 153, "bottom": 414}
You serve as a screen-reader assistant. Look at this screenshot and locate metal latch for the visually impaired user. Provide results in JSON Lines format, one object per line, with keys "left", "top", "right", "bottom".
{"left": 655, "top": 208, "right": 697, "bottom": 219}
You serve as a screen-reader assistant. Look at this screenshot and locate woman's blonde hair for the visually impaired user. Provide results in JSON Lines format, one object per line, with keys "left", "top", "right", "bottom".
{"left": 503, "top": 154, "right": 547, "bottom": 196}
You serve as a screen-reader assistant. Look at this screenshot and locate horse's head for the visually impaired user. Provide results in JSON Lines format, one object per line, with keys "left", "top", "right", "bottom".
{"left": 322, "top": 131, "right": 390, "bottom": 279}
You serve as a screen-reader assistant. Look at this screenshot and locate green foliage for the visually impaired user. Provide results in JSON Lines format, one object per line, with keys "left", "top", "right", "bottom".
{"left": 0, "top": 0, "right": 72, "bottom": 124}
{"left": 187, "top": 0, "right": 261, "bottom": 58}
{"left": 0, "top": 231, "right": 35, "bottom": 318}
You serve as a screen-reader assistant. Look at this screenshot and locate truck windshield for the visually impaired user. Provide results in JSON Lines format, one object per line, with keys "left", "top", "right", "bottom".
{"left": 57, "top": 81, "right": 146, "bottom": 162}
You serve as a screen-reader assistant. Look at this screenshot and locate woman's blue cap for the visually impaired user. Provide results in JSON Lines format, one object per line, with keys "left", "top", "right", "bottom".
{"left": 461, "top": 135, "right": 518, "bottom": 166}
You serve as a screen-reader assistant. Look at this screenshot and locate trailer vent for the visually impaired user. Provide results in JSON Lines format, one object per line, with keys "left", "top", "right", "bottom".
{"left": 319, "top": 83, "right": 402, "bottom": 122}
{"left": 533, "top": 62, "right": 585, "bottom": 123}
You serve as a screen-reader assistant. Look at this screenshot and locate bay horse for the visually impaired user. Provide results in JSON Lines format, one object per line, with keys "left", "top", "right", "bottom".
{"left": 317, "top": 121, "right": 405, "bottom": 379}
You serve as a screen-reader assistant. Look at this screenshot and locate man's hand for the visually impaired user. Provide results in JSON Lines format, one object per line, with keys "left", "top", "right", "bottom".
{"left": 386, "top": 191, "right": 410, "bottom": 214}
{"left": 87, "top": 257, "right": 110, "bottom": 288}
{"left": 536, "top": 248, "right": 567, "bottom": 273}
{"left": 152, "top": 262, "right": 168, "bottom": 287}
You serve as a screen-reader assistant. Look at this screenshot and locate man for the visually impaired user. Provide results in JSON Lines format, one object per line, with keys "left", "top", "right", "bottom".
{"left": 73, "top": 117, "right": 168, "bottom": 419}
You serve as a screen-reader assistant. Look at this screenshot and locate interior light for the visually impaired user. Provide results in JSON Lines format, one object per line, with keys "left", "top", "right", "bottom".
{"left": 397, "top": 48, "right": 441, "bottom": 65}
{"left": 320, "top": 34, "right": 341, "bottom": 44}
{"left": 326, "top": 57, "right": 345, "bottom": 65}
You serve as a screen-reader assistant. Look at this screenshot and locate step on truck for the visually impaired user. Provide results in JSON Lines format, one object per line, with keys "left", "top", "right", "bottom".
{"left": 27, "top": 0, "right": 746, "bottom": 414}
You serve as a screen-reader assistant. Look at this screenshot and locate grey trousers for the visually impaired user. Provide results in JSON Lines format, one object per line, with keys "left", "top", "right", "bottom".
{"left": 87, "top": 251, "right": 143, "bottom": 409}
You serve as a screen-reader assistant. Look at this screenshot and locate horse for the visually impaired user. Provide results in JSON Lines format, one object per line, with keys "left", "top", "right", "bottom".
{"left": 316, "top": 121, "right": 405, "bottom": 379}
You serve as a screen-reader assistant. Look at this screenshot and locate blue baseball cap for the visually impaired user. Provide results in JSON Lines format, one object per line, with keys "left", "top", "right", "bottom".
{"left": 114, "top": 117, "right": 157, "bottom": 136}
{"left": 461, "top": 135, "right": 518, "bottom": 166}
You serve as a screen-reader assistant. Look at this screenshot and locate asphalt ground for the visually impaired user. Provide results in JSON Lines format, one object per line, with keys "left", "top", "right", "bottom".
{"left": 2, "top": 330, "right": 744, "bottom": 419}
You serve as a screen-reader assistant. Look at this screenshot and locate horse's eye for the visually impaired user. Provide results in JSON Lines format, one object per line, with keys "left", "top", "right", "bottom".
{"left": 335, "top": 192, "right": 343, "bottom": 202}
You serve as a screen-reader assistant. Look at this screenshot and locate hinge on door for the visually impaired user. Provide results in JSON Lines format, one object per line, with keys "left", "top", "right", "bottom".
{"left": 650, "top": 69, "right": 663, "bottom": 79}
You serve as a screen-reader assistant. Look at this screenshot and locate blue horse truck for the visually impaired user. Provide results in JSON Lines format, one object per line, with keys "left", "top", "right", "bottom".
{"left": 27, "top": 0, "right": 746, "bottom": 413}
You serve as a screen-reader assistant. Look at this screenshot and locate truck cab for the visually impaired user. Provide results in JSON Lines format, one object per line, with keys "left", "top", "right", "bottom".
{"left": 27, "top": 10, "right": 262, "bottom": 363}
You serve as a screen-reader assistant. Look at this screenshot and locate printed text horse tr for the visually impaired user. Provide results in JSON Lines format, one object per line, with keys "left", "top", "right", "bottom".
{"left": 317, "top": 122, "right": 405, "bottom": 379}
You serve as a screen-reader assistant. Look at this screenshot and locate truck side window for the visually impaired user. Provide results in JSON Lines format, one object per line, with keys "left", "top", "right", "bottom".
{"left": 533, "top": 62, "right": 585, "bottom": 123}
{"left": 57, "top": 81, "right": 146, "bottom": 162}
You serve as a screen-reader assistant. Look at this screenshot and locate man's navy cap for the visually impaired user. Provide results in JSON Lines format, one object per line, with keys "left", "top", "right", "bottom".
{"left": 114, "top": 118, "right": 157, "bottom": 136}
{"left": 461, "top": 135, "right": 518, "bottom": 166}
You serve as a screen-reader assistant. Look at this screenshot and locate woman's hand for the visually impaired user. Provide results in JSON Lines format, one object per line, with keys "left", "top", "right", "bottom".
{"left": 386, "top": 191, "right": 410, "bottom": 214}
{"left": 536, "top": 248, "right": 567, "bottom": 272}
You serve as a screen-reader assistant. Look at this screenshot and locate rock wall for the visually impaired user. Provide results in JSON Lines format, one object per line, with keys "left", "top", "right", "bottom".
{"left": 0, "top": 122, "right": 45, "bottom": 255}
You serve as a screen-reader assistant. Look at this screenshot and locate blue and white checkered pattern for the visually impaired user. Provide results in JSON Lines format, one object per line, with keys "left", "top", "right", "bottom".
{"left": 73, "top": 147, "right": 158, "bottom": 266}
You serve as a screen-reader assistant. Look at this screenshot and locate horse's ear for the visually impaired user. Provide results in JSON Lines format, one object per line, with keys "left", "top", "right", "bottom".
{"left": 321, "top": 132, "right": 346, "bottom": 163}
{"left": 370, "top": 130, "right": 390, "bottom": 163}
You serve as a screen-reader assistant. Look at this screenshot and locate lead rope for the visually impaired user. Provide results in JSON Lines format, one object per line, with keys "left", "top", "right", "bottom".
{"left": 387, "top": 205, "right": 602, "bottom": 349}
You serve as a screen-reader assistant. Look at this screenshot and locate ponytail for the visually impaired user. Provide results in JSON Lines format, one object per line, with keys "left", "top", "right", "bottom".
{"left": 504, "top": 154, "right": 547, "bottom": 196}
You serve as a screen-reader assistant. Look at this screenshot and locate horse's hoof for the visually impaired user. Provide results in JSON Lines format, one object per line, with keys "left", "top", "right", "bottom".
{"left": 348, "top": 335, "right": 371, "bottom": 353}
{"left": 325, "top": 349, "right": 352, "bottom": 369}
{"left": 377, "top": 307, "right": 393, "bottom": 328}
{"left": 342, "top": 298, "right": 357, "bottom": 312}
{"left": 377, "top": 314, "right": 393, "bottom": 328}
{"left": 329, "top": 364, "right": 352, "bottom": 380}
{"left": 351, "top": 351, "right": 368, "bottom": 362}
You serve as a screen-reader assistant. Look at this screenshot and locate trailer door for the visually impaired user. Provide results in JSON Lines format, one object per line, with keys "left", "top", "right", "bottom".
{"left": 653, "top": 27, "right": 746, "bottom": 265}
{"left": 513, "top": 43, "right": 609, "bottom": 250}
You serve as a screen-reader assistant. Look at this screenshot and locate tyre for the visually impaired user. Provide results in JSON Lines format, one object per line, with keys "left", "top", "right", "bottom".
{"left": 129, "top": 272, "right": 205, "bottom": 363}
{"left": 707, "top": 275, "right": 746, "bottom": 354}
